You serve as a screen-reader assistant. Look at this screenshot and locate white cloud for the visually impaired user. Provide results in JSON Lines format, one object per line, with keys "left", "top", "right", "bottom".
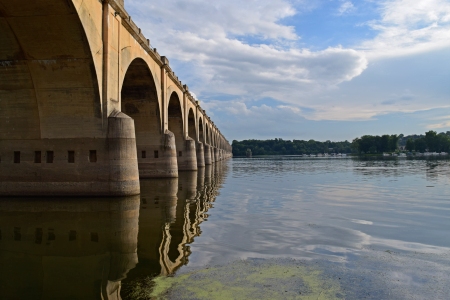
{"left": 337, "top": 1, "right": 355, "bottom": 15}
{"left": 125, "top": 0, "right": 450, "bottom": 126}
{"left": 126, "top": 0, "right": 368, "bottom": 107}
{"left": 129, "top": 0, "right": 297, "bottom": 41}
{"left": 361, "top": 0, "right": 450, "bottom": 58}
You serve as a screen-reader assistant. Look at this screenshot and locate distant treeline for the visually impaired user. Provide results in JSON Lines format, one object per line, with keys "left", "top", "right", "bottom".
{"left": 232, "top": 131, "right": 450, "bottom": 156}
{"left": 353, "top": 131, "right": 450, "bottom": 154}
{"left": 232, "top": 139, "right": 353, "bottom": 156}
{"left": 351, "top": 135, "right": 399, "bottom": 154}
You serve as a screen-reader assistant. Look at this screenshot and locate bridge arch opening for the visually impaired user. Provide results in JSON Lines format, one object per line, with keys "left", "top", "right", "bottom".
{"left": 199, "top": 118, "right": 205, "bottom": 144}
{"left": 0, "top": 0, "right": 102, "bottom": 140}
{"left": 168, "top": 92, "right": 184, "bottom": 155}
{"left": 187, "top": 109, "right": 196, "bottom": 140}
{"left": 121, "top": 58, "right": 160, "bottom": 159}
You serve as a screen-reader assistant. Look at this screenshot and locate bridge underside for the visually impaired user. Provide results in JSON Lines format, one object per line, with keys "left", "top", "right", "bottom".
{"left": 0, "top": 0, "right": 231, "bottom": 196}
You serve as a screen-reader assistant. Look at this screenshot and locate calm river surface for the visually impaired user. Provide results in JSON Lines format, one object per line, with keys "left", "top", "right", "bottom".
{"left": 1, "top": 157, "right": 449, "bottom": 299}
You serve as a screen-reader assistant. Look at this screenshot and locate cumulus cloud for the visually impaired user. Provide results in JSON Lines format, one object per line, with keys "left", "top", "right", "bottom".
{"left": 125, "top": 0, "right": 450, "bottom": 127}
{"left": 126, "top": 0, "right": 368, "bottom": 107}
{"left": 361, "top": 0, "right": 450, "bottom": 58}
{"left": 130, "top": 0, "right": 297, "bottom": 41}
{"left": 175, "top": 36, "right": 367, "bottom": 96}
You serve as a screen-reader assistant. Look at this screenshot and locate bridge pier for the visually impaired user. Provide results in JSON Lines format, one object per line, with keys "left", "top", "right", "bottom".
{"left": 0, "top": 111, "right": 140, "bottom": 196}
{"left": 204, "top": 144, "right": 212, "bottom": 165}
{"left": 210, "top": 146, "right": 216, "bottom": 164}
{"left": 137, "top": 130, "right": 178, "bottom": 178}
{"left": 178, "top": 138, "right": 197, "bottom": 171}
{"left": 214, "top": 147, "right": 219, "bottom": 162}
{"left": 196, "top": 142, "right": 205, "bottom": 168}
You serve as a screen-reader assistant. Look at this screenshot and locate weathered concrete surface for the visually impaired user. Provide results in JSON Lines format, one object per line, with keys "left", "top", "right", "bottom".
{"left": 204, "top": 144, "right": 212, "bottom": 165}
{"left": 210, "top": 146, "right": 216, "bottom": 164}
{"left": 0, "top": 0, "right": 232, "bottom": 196}
{"left": 196, "top": 142, "right": 205, "bottom": 167}
{"left": 214, "top": 147, "right": 219, "bottom": 162}
{"left": 107, "top": 111, "right": 140, "bottom": 195}
{"left": 0, "top": 111, "right": 140, "bottom": 196}
{"left": 137, "top": 130, "right": 178, "bottom": 178}
{"left": 178, "top": 137, "right": 198, "bottom": 171}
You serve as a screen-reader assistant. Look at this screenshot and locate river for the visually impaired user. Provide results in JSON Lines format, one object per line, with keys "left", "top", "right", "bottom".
{"left": 0, "top": 157, "right": 449, "bottom": 299}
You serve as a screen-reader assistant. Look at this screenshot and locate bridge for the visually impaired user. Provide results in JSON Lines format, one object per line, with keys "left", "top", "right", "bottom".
{"left": 0, "top": 0, "right": 232, "bottom": 196}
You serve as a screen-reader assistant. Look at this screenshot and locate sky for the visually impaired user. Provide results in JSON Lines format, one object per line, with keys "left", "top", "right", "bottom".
{"left": 125, "top": 0, "right": 450, "bottom": 142}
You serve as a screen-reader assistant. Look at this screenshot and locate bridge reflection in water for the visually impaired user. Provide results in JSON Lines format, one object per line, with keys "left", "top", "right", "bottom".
{"left": 123, "top": 162, "right": 227, "bottom": 282}
{"left": 0, "top": 162, "right": 228, "bottom": 300}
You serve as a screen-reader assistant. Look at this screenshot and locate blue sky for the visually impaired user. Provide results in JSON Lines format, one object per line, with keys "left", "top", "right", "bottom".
{"left": 126, "top": 0, "right": 450, "bottom": 142}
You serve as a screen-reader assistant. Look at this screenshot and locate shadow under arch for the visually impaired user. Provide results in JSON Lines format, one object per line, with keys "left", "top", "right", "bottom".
{"left": 198, "top": 117, "right": 205, "bottom": 144}
{"left": 121, "top": 58, "right": 177, "bottom": 178}
{"left": 187, "top": 108, "right": 196, "bottom": 140}
{"left": 0, "top": 0, "right": 102, "bottom": 140}
{"left": 168, "top": 92, "right": 197, "bottom": 171}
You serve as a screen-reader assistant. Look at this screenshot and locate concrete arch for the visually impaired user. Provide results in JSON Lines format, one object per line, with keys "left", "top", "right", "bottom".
{"left": 210, "top": 126, "right": 214, "bottom": 146}
{"left": 121, "top": 57, "right": 161, "bottom": 156}
{"left": 205, "top": 126, "right": 210, "bottom": 145}
{"left": 0, "top": 0, "right": 102, "bottom": 139}
{"left": 187, "top": 108, "right": 196, "bottom": 140}
{"left": 166, "top": 86, "right": 184, "bottom": 126}
{"left": 198, "top": 117, "right": 205, "bottom": 144}
{"left": 168, "top": 92, "right": 184, "bottom": 148}
{"left": 169, "top": 92, "right": 197, "bottom": 171}
{"left": 120, "top": 57, "right": 162, "bottom": 123}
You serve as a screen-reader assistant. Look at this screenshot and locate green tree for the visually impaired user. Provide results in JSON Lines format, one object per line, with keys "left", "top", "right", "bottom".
{"left": 425, "top": 131, "right": 438, "bottom": 152}
{"left": 405, "top": 138, "right": 415, "bottom": 151}
{"left": 415, "top": 138, "right": 427, "bottom": 152}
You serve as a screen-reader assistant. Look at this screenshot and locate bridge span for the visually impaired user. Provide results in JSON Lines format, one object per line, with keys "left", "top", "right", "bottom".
{"left": 0, "top": 0, "right": 232, "bottom": 196}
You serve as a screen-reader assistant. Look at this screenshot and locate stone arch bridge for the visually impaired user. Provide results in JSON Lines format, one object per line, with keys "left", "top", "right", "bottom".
{"left": 0, "top": 0, "right": 232, "bottom": 196}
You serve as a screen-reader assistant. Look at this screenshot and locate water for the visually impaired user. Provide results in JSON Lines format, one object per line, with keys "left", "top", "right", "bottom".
{"left": 0, "top": 158, "right": 449, "bottom": 299}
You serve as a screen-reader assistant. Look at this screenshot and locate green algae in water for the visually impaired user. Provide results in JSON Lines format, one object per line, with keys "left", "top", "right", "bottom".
{"left": 149, "top": 259, "right": 343, "bottom": 300}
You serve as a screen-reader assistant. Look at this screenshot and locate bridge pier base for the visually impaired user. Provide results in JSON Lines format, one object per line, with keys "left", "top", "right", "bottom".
{"left": 210, "top": 146, "right": 215, "bottom": 164}
{"left": 204, "top": 144, "right": 212, "bottom": 165}
{"left": 196, "top": 142, "right": 205, "bottom": 168}
{"left": 178, "top": 138, "right": 197, "bottom": 171}
{"left": 0, "top": 111, "right": 140, "bottom": 196}
{"left": 137, "top": 130, "right": 178, "bottom": 178}
{"left": 214, "top": 148, "right": 219, "bottom": 162}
